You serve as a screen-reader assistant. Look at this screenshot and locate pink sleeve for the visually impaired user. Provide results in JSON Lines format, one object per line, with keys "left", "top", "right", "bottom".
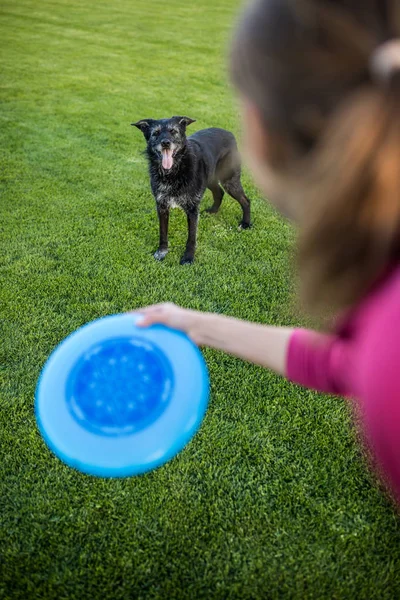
{"left": 286, "top": 329, "right": 350, "bottom": 396}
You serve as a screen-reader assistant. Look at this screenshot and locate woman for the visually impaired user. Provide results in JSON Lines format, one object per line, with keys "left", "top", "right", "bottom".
{"left": 137, "top": 0, "right": 400, "bottom": 505}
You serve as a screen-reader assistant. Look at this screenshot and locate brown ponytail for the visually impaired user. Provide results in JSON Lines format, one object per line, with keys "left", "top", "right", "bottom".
{"left": 231, "top": 0, "right": 400, "bottom": 314}
{"left": 298, "top": 87, "right": 400, "bottom": 312}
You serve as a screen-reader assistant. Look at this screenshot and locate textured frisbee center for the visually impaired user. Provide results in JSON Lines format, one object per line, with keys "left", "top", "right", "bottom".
{"left": 66, "top": 338, "right": 173, "bottom": 436}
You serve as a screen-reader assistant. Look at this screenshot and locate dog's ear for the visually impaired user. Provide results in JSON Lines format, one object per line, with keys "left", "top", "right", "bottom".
{"left": 131, "top": 119, "right": 154, "bottom": 140}
{"left": 173, "top": 116, "right": 196, "bottom": 129}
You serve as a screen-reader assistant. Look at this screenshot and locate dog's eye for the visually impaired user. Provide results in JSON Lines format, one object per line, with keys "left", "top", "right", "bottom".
{"left": 152, "top": 129, "right": 161, "bottom": 136}
{"left": 168, "top": 128, "right": 178, "bottom": 135}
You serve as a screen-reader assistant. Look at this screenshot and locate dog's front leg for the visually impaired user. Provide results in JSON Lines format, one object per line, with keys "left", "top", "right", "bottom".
{"left": 154, "top": 207, "right": 169, "bottom": 261}
{"left": 180, "top": 208, "right": 198, "bottom": 265}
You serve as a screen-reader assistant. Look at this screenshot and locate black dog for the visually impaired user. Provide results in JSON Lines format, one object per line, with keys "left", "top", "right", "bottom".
{"left": 132, "top": 116, "right": 251, "bottom": 264}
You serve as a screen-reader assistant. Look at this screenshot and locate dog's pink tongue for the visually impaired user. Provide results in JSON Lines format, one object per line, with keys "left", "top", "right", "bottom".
{"left": 162, "top": 149, "right": 173, "bottom": 170}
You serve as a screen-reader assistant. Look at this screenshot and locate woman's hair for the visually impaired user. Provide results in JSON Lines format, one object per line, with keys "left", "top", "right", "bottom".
{"left": 231, "top": 0, "right": 400, "bottom": 313}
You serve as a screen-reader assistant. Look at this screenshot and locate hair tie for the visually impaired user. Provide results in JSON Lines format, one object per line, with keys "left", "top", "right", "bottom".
{"left": 370, "top": 39, "right": 400, "bottom": 88}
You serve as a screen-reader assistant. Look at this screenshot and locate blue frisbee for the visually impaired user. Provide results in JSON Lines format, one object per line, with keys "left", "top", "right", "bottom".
{"left": 35, "top": 313, "right": 209, "bottom": 477}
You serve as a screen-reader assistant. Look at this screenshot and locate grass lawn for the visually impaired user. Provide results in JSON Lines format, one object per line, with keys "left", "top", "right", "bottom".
{"left": 1, "top": 0, "right": 399, "bottom": 598}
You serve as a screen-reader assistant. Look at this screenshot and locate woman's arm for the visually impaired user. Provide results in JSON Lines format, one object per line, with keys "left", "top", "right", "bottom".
{"left": 136, "top": 303, "right": 293, "bottom": 376}
{"left": 135, "top": 303, "right": 349, "bottom": 394}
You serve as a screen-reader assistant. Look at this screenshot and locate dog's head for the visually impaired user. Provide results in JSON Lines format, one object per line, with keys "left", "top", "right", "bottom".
{"left": 131, "top": 116, "right": 196, "bottom": 171}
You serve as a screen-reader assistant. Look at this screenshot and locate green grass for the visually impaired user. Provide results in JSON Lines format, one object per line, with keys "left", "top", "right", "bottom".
{"left": 1, "top": 0, "right": 400, "bottom": 598}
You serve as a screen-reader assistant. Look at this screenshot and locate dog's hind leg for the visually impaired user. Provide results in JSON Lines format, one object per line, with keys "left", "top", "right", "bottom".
{"left": 154, "top": 207, "right": 169, "bottom": 261}
{"left": 205, "top": 181, "right": 224, "bottom": 214}
{"left": 221, "top": 173, "right": 251, "bottom": 229}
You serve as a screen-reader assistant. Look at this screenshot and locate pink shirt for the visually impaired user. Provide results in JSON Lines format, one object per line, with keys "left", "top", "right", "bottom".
{"left": 286, "top": 265, "right": 400, "bottom": 505}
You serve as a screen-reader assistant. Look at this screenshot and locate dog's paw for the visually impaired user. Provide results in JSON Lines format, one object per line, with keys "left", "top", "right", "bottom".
{"left": 180, "top": 256, "right": 194, "bottom": 266}
{"left": 154, "top": 248, "right": 168, "bottom": 261}
{"left": 204, "top": 206, "right": 219, "bottom": 215}
{"left": 238, "top": 221, "right": 252, "bottom": 231}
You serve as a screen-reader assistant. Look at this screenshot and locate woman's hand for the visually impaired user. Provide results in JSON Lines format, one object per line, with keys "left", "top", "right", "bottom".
{"left": 135, "top": 303, "right": 203, "bottom": 344}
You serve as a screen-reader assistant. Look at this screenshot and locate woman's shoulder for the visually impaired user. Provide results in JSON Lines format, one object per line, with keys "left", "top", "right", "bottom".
{"left": 364, "top": 262, "right": 400, "bottom": 327}
{"left": 357, "top": 262, "right": 400, "bottom": 396}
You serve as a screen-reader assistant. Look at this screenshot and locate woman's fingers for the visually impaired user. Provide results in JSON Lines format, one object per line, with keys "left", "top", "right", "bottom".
{"left": 129, "top": 303, "right": 200, "bottom": 341}
{"left": 131, "top": 303, "right": 177, "bottom": 328}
